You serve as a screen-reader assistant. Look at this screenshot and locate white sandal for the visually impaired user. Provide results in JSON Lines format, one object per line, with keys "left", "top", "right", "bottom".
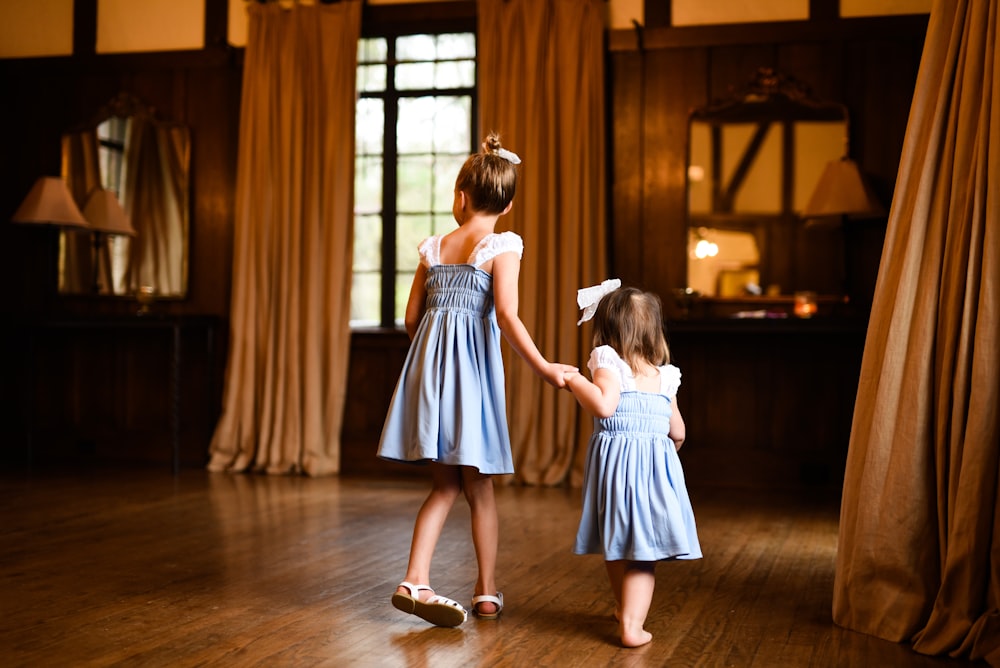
{"left": 391, "top": 582, "right": 467, "bottom": 627}
{"left": 471, "top": 592, "right": 504, "bottom": 620}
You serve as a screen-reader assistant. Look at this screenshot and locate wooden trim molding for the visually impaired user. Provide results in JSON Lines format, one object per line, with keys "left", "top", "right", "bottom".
{"left": 609, "top": 14, "right": 929, "bottom": 52}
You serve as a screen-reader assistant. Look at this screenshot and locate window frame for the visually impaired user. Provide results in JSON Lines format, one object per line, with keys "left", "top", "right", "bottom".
{"left": 354, "top": 6, "right": 477, "bottom": 330}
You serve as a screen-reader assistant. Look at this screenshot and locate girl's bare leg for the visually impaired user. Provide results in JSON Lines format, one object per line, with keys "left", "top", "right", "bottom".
{"left": 461, "top": 467, "right": 499, "bottom": 615}
{"left": 398, "top": 463, "right": 462, "bottom": 600}
{"left": 605, "top": 560, "right": 625, "bottom": 620}
{"left": 619, "top": 561, "right": 656, "bottom": 647}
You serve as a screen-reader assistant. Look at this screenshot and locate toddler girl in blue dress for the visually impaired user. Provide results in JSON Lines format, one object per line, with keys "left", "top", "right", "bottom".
{"left": 563, "top": 283, "right": 701, "bottom": 647}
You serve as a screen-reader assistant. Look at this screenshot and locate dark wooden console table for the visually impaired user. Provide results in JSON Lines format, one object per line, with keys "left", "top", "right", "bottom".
{"left": 18, "top": 315, "right": 221, "bottom": 474}
{"left": 664, "top": 316, "right": 868, "bottom": 489}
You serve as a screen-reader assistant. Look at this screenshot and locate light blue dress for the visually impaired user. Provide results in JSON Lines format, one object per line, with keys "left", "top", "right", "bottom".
{"left": 377, "top": 232, "right": 523, "bottom": 475}
{"left": 574, "top": 346, "right": 702, "bottom": 562}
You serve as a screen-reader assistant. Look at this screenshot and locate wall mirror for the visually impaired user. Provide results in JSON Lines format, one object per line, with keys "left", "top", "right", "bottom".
{"left": 686, "top": 67, "right": 848, "bottom": 300}
{"left": 59, "top": 92, "right": 191, "bottom": 299}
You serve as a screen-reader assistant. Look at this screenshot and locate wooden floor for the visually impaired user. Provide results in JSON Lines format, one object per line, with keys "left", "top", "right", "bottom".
{"left": 0, "top": 466, "right": 985, "bottom": 668}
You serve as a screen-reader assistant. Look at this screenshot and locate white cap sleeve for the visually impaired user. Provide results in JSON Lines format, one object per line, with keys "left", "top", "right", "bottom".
{"left": 587, "top": 345, "right": 628, "bottom": 387}
{"left": 471, "top": 231, "right": 523, "bottom": 266}
{"left": 492, "top": 231, "right": 524, "bottom": 259}
{"left": 660, "top": 364, "right": 682, "bottom": 399}
{"left": 417, "top": 236, "right": 440, "bottom": 268}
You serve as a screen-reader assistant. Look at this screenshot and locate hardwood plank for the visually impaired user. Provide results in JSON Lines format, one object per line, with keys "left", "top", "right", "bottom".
{"left": 0, "top": 468, "right": 985, "bottom": 667}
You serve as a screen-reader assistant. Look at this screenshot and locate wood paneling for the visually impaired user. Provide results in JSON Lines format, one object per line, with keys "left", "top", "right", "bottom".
{"left": 5, "top": 317, "right": 224, "bottom": 470}
{"left": 668, "top": 319, "right": 865, "bottom": 489}
{"left": 340, "top": 330, "right": 423, "bottom": 478}
{"left": 609, "top": 51, "right": 644, "bottom": 287}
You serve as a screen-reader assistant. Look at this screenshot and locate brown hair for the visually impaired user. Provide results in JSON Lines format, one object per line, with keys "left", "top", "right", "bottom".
{"left": 454, "top": 132, "right": 518, "bottom": 215}
{"left": 591, "top": 287, "right": 671, "bottom": 373}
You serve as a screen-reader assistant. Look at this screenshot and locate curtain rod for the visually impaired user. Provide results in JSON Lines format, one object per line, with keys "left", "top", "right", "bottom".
{"left": 253, "top": 0, "right": 607, "bottom": 4}
{"left": 253, "top": 0, "right": 342, "bottom": 4}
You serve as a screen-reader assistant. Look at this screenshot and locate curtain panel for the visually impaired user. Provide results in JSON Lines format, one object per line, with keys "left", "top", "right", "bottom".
{"left": 833, "top": 0, "right": 999, "bottom": 663}
{"left": 208, "top": 0, "right": 361, "bottom": 475}
{"left": 122, "top": 119, "right": 190, "bottom": 296}
{"left": 477, "top": 0, "right": 608, "bottom": 486}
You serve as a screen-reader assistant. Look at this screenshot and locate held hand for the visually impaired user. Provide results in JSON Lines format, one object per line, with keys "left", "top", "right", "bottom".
{"left": 542, "top": 362, "right": 578, "bottom": 388}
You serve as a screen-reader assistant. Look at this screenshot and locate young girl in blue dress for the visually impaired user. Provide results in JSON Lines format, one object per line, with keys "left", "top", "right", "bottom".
{"left": 563, "top": 284, "right": 701, "bottom": 647}
{"left": 378, "top": 133, "right": 576, "bottom": 628}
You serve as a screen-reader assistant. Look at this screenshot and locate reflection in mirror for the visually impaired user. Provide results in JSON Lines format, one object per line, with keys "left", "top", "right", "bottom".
{"left": 60, "top": 93, "right": 190, "bottom": 299}
{"left": 688, "top": 226, "right": 760, "bottom": 297}
{"left": 686, "top": 68, "right": 848, "bottom": 298}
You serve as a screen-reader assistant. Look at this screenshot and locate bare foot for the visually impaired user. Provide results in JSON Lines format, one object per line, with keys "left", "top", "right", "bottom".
{"left": 620, "top": 624, "right": 652, "bottom": 648}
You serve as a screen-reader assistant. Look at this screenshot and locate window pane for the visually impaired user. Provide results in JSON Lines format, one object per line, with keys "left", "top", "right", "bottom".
{"left": 355, "top": 156, "right": 383, "bottom": 214}
{"left": 351, "top": 271, "right": 381, "bottom": 326}
{"left": 396, "top": 214, "right": 433, "bottom": 271}
{"left": 356, "top": 98, "right": 384, "bottom": 155}
{"left": 395, "top": 62, "right": 435, "bottom": 91}
{"left": 433, "top": 213, "right": 454, "bottom": 235}
{"left": 353, "top": 214, "right": 382, "bottom": 272}
{"left": 432, "top": 97, "right": 471, "bottom": 151}
{"left": 436, "top": 33, "right": 475, "bottom": 59}
{"left": 358, "top": 64, "right": 386, "bottom": 93}
{"left": 433, "top": 155, "right": 465, "bottom": 210}
{"left": 435, "top": 60, "right": 474, "bottom": 88}
{"left": 396, "top": 34, "right": 437, "bottom": 60}
{"left": 357, "top": 37, "right": 386, "bottom": 63}
{"left": 395, "top": 271, "right": 415, "bottom": 324}
{"left": 397, "top": 155, "right": 433, "bottom": 213}
{"left": 397, "top": 97, "right": 436, "bottom": 153}
{"left": 394, "top": 60, "right": 476, "bottom": 90}
{"left": 398, "top": 96, "right": 471, "bottom": 154}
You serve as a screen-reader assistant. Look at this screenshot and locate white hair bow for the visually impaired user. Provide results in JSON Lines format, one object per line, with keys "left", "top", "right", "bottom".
{"left": 495, "top": 147, "right": 521, "bottom": 164}
{"left": 577, "top": 278, "right": 621, "bottom": 325}
{"left": 483, "top": 140, "right": 521, "bottom": 164}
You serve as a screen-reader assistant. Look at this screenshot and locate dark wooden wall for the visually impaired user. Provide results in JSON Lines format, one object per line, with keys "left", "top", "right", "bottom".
{"left": 0, "top": 4, "right": 928, "bottom": 488}
{"left": 0, "top": 21, "right": 240, "bottom": 469}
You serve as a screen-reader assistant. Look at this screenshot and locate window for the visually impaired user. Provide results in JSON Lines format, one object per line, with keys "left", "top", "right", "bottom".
{"left": 352, "top": 32, "right": 476, "bottom": 327}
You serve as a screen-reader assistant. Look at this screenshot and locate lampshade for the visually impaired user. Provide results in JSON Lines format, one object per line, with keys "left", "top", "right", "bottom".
{"left": 83, "top": 188, "right": 135, "bottom": 236}
{"left": 802, "top": 158, "right": 885, "bottom": 219}
{"left": 11, "top": 177, "right": 90, "bottom": 229}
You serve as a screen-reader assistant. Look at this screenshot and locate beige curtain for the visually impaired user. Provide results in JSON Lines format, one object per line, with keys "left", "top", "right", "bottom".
{"left": 833, "top": 0, "right": 999, "bottom": 663}
{"left": 477, "top": 0, "right": 607, "bottom": 486}
{"left": 208, "top": 0, "right": 360, "bottom": 475}
{"left": 121, "top": 117, "right": 191, "bottom": 296}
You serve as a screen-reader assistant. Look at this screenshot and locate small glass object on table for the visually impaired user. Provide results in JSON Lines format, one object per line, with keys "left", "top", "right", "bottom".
{"left": 136, "top": 285, "right": 156, "bottom": 316}
{"left": 793, "top": 291, "right": 818, "bottom": 318}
